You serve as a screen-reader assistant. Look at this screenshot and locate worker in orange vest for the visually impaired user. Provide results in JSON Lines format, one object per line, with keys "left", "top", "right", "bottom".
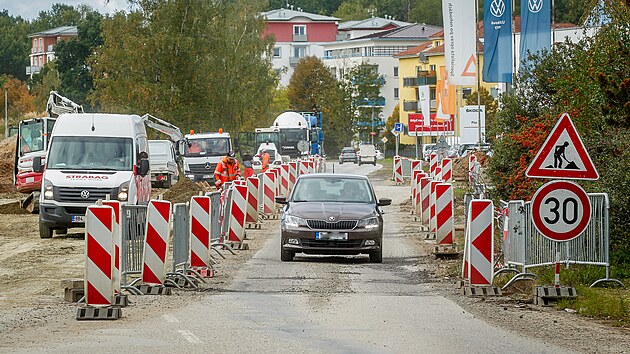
{"left": 242, "top": 153, "right": 254, "bottom": 179}
{"left": 214, "top": 151, "right": 241, "bottom": 190}
{"left": 261, "top": 149, "right": 270, "bottom": 172}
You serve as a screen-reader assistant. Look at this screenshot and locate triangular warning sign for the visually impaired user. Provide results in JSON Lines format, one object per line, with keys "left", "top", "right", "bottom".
{"left": 461, "top": 55, "right": 477, "bottom": 77}
{"left": 526, "top": 113, "right": 599, "bottom": 180}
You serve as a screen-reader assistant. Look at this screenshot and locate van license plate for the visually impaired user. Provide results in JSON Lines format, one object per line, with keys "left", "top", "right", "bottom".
{"left": 316, "top": 232, "right": 348, "bottom": 241}
{"left": 71, "top": 215, "right": 85, "bottom": 223}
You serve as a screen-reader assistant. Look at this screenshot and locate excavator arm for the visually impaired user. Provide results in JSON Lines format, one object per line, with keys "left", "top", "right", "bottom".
{"left": 46, "top": 91, "right": 84, "bottom": 118}
{"left": 141, "top": 113, "right": 184, "bottom": 142}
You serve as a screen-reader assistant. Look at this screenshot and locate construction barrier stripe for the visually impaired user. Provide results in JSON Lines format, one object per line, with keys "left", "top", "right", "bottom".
{"left": 190, "top": 196, "right": 210, "bottom": 268}
{"left": 228, "top": 184, "right": 247, "bottom": 243}
{"left": 246, "top": 176, "right": 260, "bottom": 224}
{"left": 467, "top": 200, "right": 494, "bottom": 285}
{"left": 142, "top": 200, "right": 172, "bottom": 285}
{"left": 85, "top": 206, "right": 114, "bottom": 306}
{"left": 429, "top": 153, "right": 438, "bottom": 176}
{"left": 441, "top": 158, "right": 452, "bottom": 183}
{"left": 420, "top": 177, "right": 432, "bottom": 225}
{"left": 436, "top": 183, "right": 454, "bottom": 245}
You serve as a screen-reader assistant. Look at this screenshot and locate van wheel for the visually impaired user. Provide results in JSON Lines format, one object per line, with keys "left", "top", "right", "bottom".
{"left": 281, "top": 248, "right": 294, "bottom": 261}
{"left": 369, "top": 248, "right": 382, "bottom": 263}
{"left": 39, "top": 223, "right": 53, "bottom": 239}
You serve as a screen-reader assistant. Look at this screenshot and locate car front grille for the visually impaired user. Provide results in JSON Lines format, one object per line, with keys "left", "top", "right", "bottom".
{"left": 56, "top": 187, "right": 116, "bottom": 203}
{"left": 188, "top": 163, "right": 216, "bottom": 175}
{"left": 307, "top": 220, "right": 358, "bottom": 230}
{"left": 301, "top": 239, "right": 363, "bottom": 248}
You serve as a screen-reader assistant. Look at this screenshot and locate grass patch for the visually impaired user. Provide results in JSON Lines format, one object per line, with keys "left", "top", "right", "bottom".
{"left": 558, "top": 286, "right": 630, "bottom": 326}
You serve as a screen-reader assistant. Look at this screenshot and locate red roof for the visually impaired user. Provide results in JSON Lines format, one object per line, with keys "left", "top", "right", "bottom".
{"left": 394, "top": 42, "right": 433, "bottom": 57}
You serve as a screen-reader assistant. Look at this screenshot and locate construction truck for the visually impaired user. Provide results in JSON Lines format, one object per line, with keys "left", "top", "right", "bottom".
{"left": 181, "top": 129, "right": 233, "bottom": 182}
{"left": 14, "top": 91, "right": 84, "bottom": 212}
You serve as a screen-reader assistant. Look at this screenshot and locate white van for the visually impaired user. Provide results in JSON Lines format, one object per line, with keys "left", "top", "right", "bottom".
{"left": 34, "top": 113, "right": 151, "bottom": 238}
{"left": 358, "top": 143, "right": 377, "bottom": 166}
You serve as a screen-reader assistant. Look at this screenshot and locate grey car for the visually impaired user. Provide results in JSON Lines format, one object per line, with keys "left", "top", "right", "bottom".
{"left": 276, "top": 174, "right": 391, "bottom": 263}
{"left": 338, "top": 147, "right": 358, "bottom": 164}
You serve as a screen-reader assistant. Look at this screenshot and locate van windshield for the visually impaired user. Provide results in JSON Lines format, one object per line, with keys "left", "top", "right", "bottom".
{"left": 47, "top": 136, "right": 133, "bottom": 171}
{"left": 185, "top": 138, "right": 230, "bottom": 157}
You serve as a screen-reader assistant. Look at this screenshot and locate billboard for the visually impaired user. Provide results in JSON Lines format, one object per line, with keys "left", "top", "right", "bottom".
{"left": 407, "top": 113, "right": 455, "bottom": 137}
{"left": 459, "top": 105, "right": 486, "bottom": 144}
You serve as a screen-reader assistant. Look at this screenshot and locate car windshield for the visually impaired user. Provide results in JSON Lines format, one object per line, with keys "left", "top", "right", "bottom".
{"left": 342, "top": 148, "right": 355, "bottom": 153}
{"left": 184, "top": 138, "right": 230, "bottom": 157}
{"left": 281, "top": 129, "right": 307, "bottom": 143}
{"left": 19, "top": 121, "right": 44, "bottom": 156}
{"left": 47, "top": 136, "right": 133, "bottom": 171}
{"left": 292, "top": 177, "right": 373, "bottom": 203}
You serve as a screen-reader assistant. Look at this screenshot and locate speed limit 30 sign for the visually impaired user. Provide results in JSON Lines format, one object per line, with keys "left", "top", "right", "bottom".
{"left": 531, "top": 180, "right": 591, "bottom": 242}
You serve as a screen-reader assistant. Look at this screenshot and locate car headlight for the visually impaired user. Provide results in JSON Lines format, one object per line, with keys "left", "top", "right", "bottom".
{"left": 118, "top": 181, "right": 129, "bottom": 201}
{"left": 43, "top": 179, "right": 53, "bottom": 200}
{"left": 284, "top": 214, "right": 307, "bottom": 228}
{"left": 357, "top": 217, "right": 379, "bottom": 229}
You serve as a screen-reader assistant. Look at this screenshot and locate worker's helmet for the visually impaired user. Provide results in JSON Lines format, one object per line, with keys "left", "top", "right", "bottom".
{"left": 227, "top": 151, "right": 236, "bottom": 158}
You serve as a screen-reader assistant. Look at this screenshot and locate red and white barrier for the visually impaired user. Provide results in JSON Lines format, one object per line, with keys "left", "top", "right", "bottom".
{"left": 102, "top": 201, "right": 121, "bottom": 294}
{"left": 288, "top": 161, "right": 298, "bottom": 190}
{"left": 85, "top": 205, "right": 115, "bottom": 306}
{"left": 411, "top": 159, "right": 422, "bottom": 172}
{"left": 429, "top": 153, "right": 438, "bottom": 177}
{"left": 413, "top": 171, "right": 428, "bottom": 215}
{"left": 142, "top": 200, "right": 172, "bottom": 285}
{"left": 262, "top": 171, "right": 276, "bottom": 215}
{"left": 393, "top": 156, "right": 403, "bottom": 184}
{"left": 434, "top": 166, "right": 442, "bottom": 181}
{"left": 228, "top": 184, "right": 247, "bottom": 243}
{"left": 435, "top": 183, "right": 454, "bottom": 245}
{"left": 189, "top": 196, "right": 211, "bottom": 268}
{"left": 429, "top": 180, "right": 441, "bottom": 233}
{"left": 469, "top": 154, "right": 477, "bottom": 184}
{"left": 299, "top": 161, "right": 309, "bottom": 175}
{"left": 280, "top": 164, "right": 290, "bottom": 196}
{"left": 246, "top": 176, "right": 260, "bottom": 224}
{"left": 420, "top": 177, "right": 432, "bottom": 225}
{"left": 308, "top": 159, "right": 315, "bottom": 174}
{"left": 270, "top": 167, "right": 280, "bottom": 196}
{"left": 464, "top": 199, "right": 494, "bottom": 285}
{"left": 441, "top": 158, "right": 452, "bottom": 183}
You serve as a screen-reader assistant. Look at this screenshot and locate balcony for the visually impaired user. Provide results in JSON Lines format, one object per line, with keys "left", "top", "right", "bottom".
{"left": 26, "top": 66, "right": 42, "bottom": 75}
{"left": 293, "top": 34, "right": 307, "bottom": 42}
{"left": 403, "top": 74, "right": 437, "bottom": 87}
{"left": 430, "top": 100, "right": 437, "bottom": 109}
{"left": 289, "top": 57, "right": 302, "bottom": 66}
{"left": 403, "top": 101, "right": 418, "bottom": 112}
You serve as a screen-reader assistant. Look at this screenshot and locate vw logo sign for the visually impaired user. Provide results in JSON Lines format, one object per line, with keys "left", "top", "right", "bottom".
{"left": 204, "top": 162, "right": 212, "bottom": 170}
{"left": 80, "top": 190, "right": 90, "bottom": 199}
{"left": 528, "top": 0, "right": 543, "bottom": 13}
{"left": 328, "top": 216, "right": 336, "bottom": 222}
{"left": 490, "top": 0, "right": 505, "bottom": 18}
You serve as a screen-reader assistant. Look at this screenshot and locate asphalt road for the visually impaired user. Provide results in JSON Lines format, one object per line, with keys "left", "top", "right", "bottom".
{"left": 7, "top": 161, "right": 573, "bottom": 353}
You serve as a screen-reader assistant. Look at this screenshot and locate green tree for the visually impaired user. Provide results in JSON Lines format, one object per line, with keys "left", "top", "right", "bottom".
{"left": 346, "top": 63, "right": 385, "bottom": 141}
{"left": 0, "top": 75, "right": 36, "bottom": 126}
{"left": 382, "top": 103, "right": 399, "bottom": 151}
{"left": 333, "top": 0, "right": 371, "bottom": 21}
{"left": 29, "top": 3, "right": 83, "bottom": 32}
{"left": 286, "top": 56, "right": 353, "bottom": 155}
{"left": 90, "top": 0, "right": 277, "bottom": 134}
{"left": 0, "top": 11, "right": 31, "bottom": 81}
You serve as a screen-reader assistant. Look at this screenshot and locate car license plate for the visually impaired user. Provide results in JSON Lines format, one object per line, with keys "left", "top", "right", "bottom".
{"left": 316, "top": 232, "right": 348, "bottom": 241}
{"left": 71, "top": 215, "right": 85, "bottom": 223}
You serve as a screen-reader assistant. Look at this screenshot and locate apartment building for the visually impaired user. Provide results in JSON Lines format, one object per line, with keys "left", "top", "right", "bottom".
{"left": 26, "top": 26, "right": 77, "bottom": 76}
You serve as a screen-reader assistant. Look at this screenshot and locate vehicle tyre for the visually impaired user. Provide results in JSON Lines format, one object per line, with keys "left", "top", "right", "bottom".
{"left": 373, "top": 162, "right": 376, "bottom": 166}
{"left": 339, "top": 161, "right": 343, "bottom": 164}
{"left": 281, "top": 248, "right": 294, "bottom": 261}
{"left": 358, "top": 162, "right": 362, "bottom": 166}
{"left": 369, "top": 248, "right": 382, "bottom": 263}
{"left": 56, "top": 228, "right": 68, "bottom": 235}
{"left": 39, "top": 223, "right": 53, "bottom": 239}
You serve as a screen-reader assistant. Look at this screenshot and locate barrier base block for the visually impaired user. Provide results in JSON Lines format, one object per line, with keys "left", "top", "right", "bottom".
{"left": 76, "top": 306, "right": 121, "bottom": 320}
{"left": 463, "top": 286, "right": 502, "bottom": 297}
{"left": 433, "top": 245, "right": 458, "bottom": 258}
{"left": 246, "top": 223, "right": 261, "bottom": 229}
{"left": 229, "top": 242, "right": 249, "bottom": 250}
{"left": 189, "top": 267, "right": 214, "bottom": 278}
{"left": 139, "top": 285, "right": 172, "bottom": 295}
{"left": 423, "top": 232, "right": 436, "bottom": 240}
{"left": 64, "top": 288, "right": 85, "bottom": 302}
{"left": 114, "top": 294, "right": 128, "bottom": 307}
{"left": 263, "top": 214, "right": 278, "bottom": 220}
{"left": 534, "top": 286, "right": 577, "bottom": 306}
{"left": 412, "top": 216, "right": 424, "bottom": 223}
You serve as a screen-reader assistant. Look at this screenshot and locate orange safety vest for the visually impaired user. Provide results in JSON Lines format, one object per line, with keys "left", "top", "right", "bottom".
{"left": 261, "top": 152, "right": 270, "bottom": 172}
{"left": 214, "top": 157, "right": 241, "bottom": 187}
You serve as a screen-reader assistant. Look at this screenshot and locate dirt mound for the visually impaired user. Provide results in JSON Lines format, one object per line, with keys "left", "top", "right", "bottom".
{"left": 161, "top": 177, "right": 207, "bottom": 204}
{"left": 0, "top": 201, "right": 30, "bottom": 215}
{"left": 451, "top": 151, "right": 489, "bottom": 181}
{"left": 0, "top": 137, "right": 17, "bottom": 193}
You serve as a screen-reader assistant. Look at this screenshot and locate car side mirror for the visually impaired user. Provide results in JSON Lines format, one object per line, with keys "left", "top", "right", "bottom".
{"left": 377, "top": 198, "right": 391, "bottom": 206}
{"left": 139, "top": 159, "right": 150, "bottom": 177}
{"left": 275, "top": 196, "right": 288, "bottom": 204}
{"left": 32, "top": 156, "right": 44, "bottom": 173}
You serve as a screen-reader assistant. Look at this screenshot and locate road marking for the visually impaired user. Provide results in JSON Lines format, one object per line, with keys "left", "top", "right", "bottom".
{"left": 162, "top": 314, "right": 180, "bottom": 323}
{"left": 178, "top": 330, "right": 203, "bottom": 344}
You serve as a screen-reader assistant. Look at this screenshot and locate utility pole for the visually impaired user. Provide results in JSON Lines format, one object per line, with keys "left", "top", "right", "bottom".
{"left": 370, "top": 104, "right": 375, "bottom": 145}
{"left": 4, "top": 89, "right": 7, "bottom": 138}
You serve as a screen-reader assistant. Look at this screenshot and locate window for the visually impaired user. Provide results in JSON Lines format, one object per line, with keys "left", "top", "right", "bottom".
{"left": 429, "top": 64, "right": 436, "bottom": 72}
{"left": 294, "top": 46, "right": 306, "bottom": 58}
{"left": 393, "top": 66, "right": 399, "bottom": 77}
{"left": 394, "top": 88, "right": 399, "bottom": 99}
{"left": 324, "top": 50, "right": 332, "bottom": 59}
{"left": 293, "top": 25, "right": 306, "bottom": 36}
{"left": 273, "top": 47, "right": 281, "bottom": 57}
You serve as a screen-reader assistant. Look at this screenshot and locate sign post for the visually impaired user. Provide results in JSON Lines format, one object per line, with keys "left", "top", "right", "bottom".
{"left": 393, "top": 123, "right": 404, "bottom": 156}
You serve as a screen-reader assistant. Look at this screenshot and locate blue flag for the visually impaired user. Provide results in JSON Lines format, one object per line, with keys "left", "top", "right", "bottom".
{"left": 483, "top": 0, "right": 513, "bottom": 83}
{"left": 520, "top": 0, "right": 551, "bottom": 69}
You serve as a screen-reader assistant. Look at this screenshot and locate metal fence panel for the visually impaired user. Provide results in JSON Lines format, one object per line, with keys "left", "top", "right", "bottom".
{"left": 401, "top": 158, "right": 412, "bottom": 178}
{"left": 504, "top": 200, "right": 526, "bottom": 270}
{"left": 121, "top": 204, "right": 147, "bottom": 286}
{"left": 172, "top": 203, "right": 189, "bottom": 272}
{"left": 208, "top": 191, "right": 221, "bottom": 243}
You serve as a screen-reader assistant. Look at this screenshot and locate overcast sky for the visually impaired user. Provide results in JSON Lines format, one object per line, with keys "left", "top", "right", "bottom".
{"left": 0, "top": 0, "right": 130, "bottom": 20}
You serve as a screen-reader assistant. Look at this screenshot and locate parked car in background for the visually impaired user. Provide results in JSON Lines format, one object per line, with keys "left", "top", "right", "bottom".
{"left": 375, "top": 149, "right": 385, "bottom": 160}
{"left": 276, "top": 174, "right": 391, "bottom": 263}
{"left": 458, "top": 143, "right": 492, "bottom": 158}
{"left": 422, "top": 144, "right": 436, "bottom": 162}
{"left": 149, "top": 140, "right": 179, "bottom": 188}
{"left": 339, "top": 147, "right": 358, "bottom": 164}
{"left": 358, "top": 143, "right": 377, "bottom": 166}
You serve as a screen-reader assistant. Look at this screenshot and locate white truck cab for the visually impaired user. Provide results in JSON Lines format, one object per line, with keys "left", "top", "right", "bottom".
{"left": 35, "top": 113, "right": 151, "bottom": 238}
{"left": 181, "top": 132, "right": 232, "bottom": 182}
